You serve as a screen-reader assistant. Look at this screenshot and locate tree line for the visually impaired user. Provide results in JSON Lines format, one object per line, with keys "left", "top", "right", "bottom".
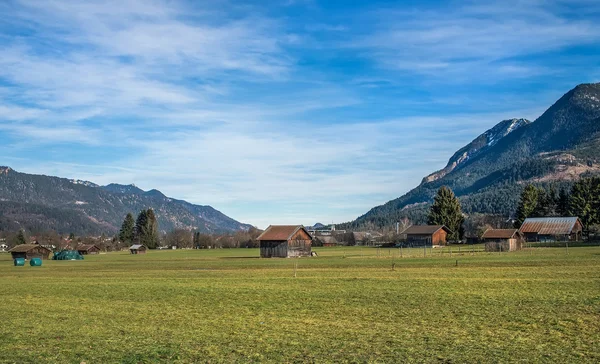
{"left": 514, "top": 177, "right": 600, "bottom": 236}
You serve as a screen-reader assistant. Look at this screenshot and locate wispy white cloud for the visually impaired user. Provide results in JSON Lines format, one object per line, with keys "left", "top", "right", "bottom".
{"left": 351, "top": 0, "right": 600, "bottom": 80}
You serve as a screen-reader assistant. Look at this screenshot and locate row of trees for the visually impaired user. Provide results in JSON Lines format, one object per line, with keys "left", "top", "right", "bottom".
{"left": 514, "top": 185, "right": 569, "bottom": 227}
{"left": 514, "top": 177, "right": 600, "bottom": 233}
{"left": 118, "top": 209, "right": 160, "bottom": 249}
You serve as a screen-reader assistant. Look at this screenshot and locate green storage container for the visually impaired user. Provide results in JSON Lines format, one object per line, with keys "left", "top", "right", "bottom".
{"left": 29, "top": 258, "right": 43, "bottom": 267}
{"left": 14, "top": 258, "right": 25, "bottom": 266}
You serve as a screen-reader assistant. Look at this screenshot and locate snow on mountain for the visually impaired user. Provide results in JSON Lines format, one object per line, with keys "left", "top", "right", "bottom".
{"left": 69, "top": 179, "right": 99, "bottom": 188}
{"left": 423, "top": 118, "right": 531, "bottom": 183}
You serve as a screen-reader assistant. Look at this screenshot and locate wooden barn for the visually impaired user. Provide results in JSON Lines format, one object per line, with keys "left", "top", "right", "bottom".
{"left": 77, "top": 244, "right": 101, "bottom": 255}
{"left": 129, "top": 244, "right": 147, "bottom": 254}
{"left": 519, "top": 217, "right": 583, "bottom": 242}
{"left": 257, "top": 225, "right": 312, "bottom": 258}
{"left": 403, "top": 225, "right": 450, "bottom": 246}
{"left": 9, "top": 244, "right": 52, "bottom": 260}
{"left": 482, "top": 229, "right": 523, "bottom": 252}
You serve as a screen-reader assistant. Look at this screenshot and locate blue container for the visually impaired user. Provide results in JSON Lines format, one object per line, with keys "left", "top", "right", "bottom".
{"left": 29, "top": 258, "right": 42, "bottom": 267}
{"left": 14, "top": 258, "right": 25, "bottom": 266}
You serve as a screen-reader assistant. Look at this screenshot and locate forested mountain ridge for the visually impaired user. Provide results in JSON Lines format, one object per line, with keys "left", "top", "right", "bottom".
{"left": 0, "top": 167, "right": 252, "bottom": 235}
{"left": 343, "top": 82, "right": 600, "bottom": 229}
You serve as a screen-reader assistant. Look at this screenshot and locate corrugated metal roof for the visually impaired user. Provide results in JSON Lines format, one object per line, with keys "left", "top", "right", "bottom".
{"left": 9, "top": 244, "right": 51, "bottom": 253}
{"left": 519, "top": 217, "right": 580, "bottom": 235}
{"left": 129, "top": 244, "right": 145, "bottom": 250}
{"left": 481, "top": 229, "right": 519, "bottom": 239}
{"left": 402, "top": 225, "right": 450, "bottom": 235}
{"left": 257, "top": 225, "right": 309, "bottom": 241}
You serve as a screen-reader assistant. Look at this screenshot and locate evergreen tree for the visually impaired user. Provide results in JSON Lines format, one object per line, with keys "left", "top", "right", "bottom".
{"left": 134, "top": 209, "right": 160, "bottom": 249}
{"left": 568, "top": 177, "right": 600, "bottom": 236}
{"left": 533, "top": 188, "right": 556, "bottom": 217}
{"left": 514, "top": 184, "right": 539, "bottom": 228}
{"left": 118, "top": 213, "right": 135, "bottom": 246}
{"left": 427, "top": 186, "right": 464, "bottom": 241}
{"left": 15, "top": 230, "right": 26, "bottom": 245}
{"left": 134, "top": 209, "right": 148, "bottom": 243}
{"left": 145, "top": 209, "right": 160, "bottom": 249}
{"left": 556, "top": 188, "right": 570, "bottom": 216}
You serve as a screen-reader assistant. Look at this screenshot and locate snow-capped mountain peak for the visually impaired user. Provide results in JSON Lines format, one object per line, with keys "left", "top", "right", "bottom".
{"left": 423, "top": 118, "right": 531, "bottom": 183}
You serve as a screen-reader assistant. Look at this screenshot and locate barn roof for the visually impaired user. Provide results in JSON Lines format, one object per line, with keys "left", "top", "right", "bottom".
{"left": 129, "top": 244, "right": 146, "bottom": 250}
{"left": 481, "top": 229, "right": 520, "bottom": 239}
{"left": 403, "top": 225, "right": 450, "bottom": 235}
{"left": 519, "top": 217, "right": 581, "bottom": 235}
{"left": 257, "top": 225, "right": 311, "bottom": 241}
{"left": 9, "top": 244, "right": 51, "bottom": 253}
{"left": 77, "top": 244, "right": 98, "bottom": 251}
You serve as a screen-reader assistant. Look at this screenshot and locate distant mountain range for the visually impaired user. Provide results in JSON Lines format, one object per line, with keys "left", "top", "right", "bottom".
{"left": 343, "top": 82, "right": 600, "bottom": 229}
{"left": 0, "top": 168, "right": 252, "bottom": 235}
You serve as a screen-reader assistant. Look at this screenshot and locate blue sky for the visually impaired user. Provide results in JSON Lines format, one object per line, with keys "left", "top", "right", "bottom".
{"left": 0, "top": 0, "right": 599, "bottom": 228}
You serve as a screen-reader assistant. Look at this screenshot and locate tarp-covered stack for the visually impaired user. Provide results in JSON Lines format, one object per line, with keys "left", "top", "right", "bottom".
{"left": 52, "top": 250, "right": 84, "bottom": 260}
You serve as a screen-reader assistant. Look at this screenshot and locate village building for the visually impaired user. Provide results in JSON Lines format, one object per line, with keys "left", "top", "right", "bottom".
{"left": 519, "top": 217, "right": 583, "bottom": 242}
{"left": 257, "top": 225, "right": 312, "bottom": 258}
{"left": 77, "top": 244, "right": 101, "bottom": 255}
{"left": 9, "top": 244, "right": 52, "bottom": 260}
{"left": 315, "top": 236, "right": 339, "bottom": 247}
{"left": 129, "top": 244, "right": 147, "bottom": 254}
{"left": 352, "top": 231, "right": 384, "bottom": 246}
{"left": 482, "top": 229, "right": 524, "bottom": 252}
{"left": 402, "top": 225, "right": 450, "bottom": 246}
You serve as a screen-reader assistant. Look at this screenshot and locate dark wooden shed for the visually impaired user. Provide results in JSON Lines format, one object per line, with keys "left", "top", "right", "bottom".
{"left": 9, "top": 244, "right": 52, "bottom": 260}
{"left": 77, "top": 244, "right": 101, "bottom": 255}
{"left": 129, "top": 244, "right": 147, "bottom": 254}
{"left": 257, "top": 225, "right": 312, "bottom": 258}
{"left": 482, "top": 229, "right": 523, "bottom": 252}
{"left": 403, "top": 225, "right": 450, "bottom": 246}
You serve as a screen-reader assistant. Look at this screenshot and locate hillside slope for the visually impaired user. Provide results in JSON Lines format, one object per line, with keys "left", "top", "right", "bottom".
{"left": 0, "top": 167, "right": 252, "bottom": 235}
{"left": 344, "top": 82, "right": 600, "bottom": 228}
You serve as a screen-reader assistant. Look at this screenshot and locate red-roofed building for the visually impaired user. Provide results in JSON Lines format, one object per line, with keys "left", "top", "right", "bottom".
{"left": 257, "top": 225, "right": 312, "bottom": 258}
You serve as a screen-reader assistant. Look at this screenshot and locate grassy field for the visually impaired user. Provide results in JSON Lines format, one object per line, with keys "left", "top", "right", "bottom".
{"left": 1, "top": 246, "right": 599, "bottom": 363}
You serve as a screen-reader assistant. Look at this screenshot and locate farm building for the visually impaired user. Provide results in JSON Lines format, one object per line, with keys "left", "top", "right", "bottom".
{"left": 257, "top": 225, "right": 312, "bottom": 258}
{"left": 482, "top": 229, "right": 524, "bottom": 252}
{"left": 353, "top": 231, "right": 384, "bottom": 246}
{"left": 77, "top": 244, "right": 101, "bottom": 255}
{"left": 519, "top": 217, "right": 583, "bottom": 242}
{"left": 403, "top": 225, "right": 450, "bottom": 246}
{"left": 315, "top": 236, "right": 339, "bottom": 247}
{"left": 9, "top": 244, "right": 52, "bottom": 260}
{"left": 129, "top": 244, "right": 147, "bottom": 254}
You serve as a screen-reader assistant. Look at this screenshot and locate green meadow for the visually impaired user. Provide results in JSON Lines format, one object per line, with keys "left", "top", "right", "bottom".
{"left": 1, "top": 246, "right": 599, "bottom": 363}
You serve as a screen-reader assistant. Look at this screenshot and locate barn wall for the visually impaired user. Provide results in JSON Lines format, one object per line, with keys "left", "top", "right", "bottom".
{"left": 433, "top": 230, "right": 447, "bottom": 245}
{"left": 260, "top": 241, "right": 288, "bottom": 258}
{"left": 485, "top": 238, "right": 522, "bottom": 252}
{"left": 406, "top": 234, "right": 432, "bottom": 246}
